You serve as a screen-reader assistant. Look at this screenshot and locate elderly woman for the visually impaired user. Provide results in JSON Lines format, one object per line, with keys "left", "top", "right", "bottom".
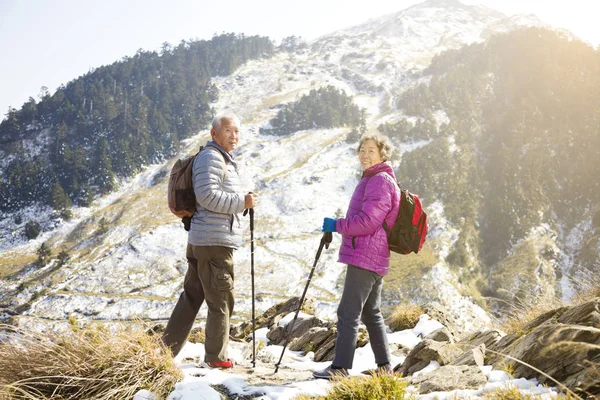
{"left": 314, "top": 134, "right": 400, "bottom": 379}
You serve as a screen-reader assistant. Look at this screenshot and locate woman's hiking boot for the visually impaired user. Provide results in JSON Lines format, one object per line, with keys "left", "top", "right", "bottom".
{"left": 312, "top": 365, "right": 349, "bottom": 380}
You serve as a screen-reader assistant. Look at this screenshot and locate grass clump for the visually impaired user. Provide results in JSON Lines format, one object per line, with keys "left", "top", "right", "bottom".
{"left": 386, "top": 303, "right": 424, "bottom": 332}
{"left": 498, "top": 294, "right": 563, "bottom": 335}
{"left": 483, "top": 385, "right": 576, "bottom": 399}
{"left": 294, "top": 373, "right": 411, "bottom": 400}
{"left": 0, "top": 323, "right": 182, "bottom": 399}
{"left": 483, "top": 386, "right": 542, "bottom": 399}
{"left": 187, "top": 326, "right": 205, "bottom": 344}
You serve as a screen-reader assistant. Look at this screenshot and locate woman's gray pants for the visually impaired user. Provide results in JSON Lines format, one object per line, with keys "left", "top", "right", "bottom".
{"left": 332, "top": 264, "right": 390, "bottom": 369}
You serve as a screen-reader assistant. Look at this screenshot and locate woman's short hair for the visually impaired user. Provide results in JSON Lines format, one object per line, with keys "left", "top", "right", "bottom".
{"left": 212, "top": 111, "right": 241, "bottom": 130}
{"left": 357, "top": 134, "right": 393, "bottom": 162}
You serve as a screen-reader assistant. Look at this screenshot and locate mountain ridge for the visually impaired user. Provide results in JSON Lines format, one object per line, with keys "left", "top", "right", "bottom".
{"left": 1, "top": 0, "right": 597, "bottom": 339}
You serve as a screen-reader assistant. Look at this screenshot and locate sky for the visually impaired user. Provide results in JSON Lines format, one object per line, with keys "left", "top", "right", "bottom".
{"left": 1, "top": 0, "right": 599, "bottom": 120}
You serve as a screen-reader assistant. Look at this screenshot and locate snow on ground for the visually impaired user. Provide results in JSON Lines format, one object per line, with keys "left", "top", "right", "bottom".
{"left": 135, "top": 314, "right": 562, "bottom": 400}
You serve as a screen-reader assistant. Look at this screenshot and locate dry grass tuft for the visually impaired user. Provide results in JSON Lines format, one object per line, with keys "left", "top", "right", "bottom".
{"left": 293, "top": 373, "right": 411, "bottom": 400}
{"left": 483, "top": 386, "right": 542, "bottom": 399}
{"left": 483, "top": 385, "right": 578, "bottom": 399}
{"left": 386, "top": 303, "right": 423, "bottom": 332}
{"left": 571, "top": 268, "right": 600, "bottom": 304}
{"left": 0, "top": 323, "right": 182, "bottom": 400}
{"left": 498, "top": 294, "right": 563, "bottom": 335}
{"left": 187, "top": 327, "right": 205, "bottom": 344}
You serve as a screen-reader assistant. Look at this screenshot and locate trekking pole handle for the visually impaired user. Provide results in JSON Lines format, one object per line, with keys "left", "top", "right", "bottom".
{"left": 323, "top": 231, "right": 332, "bottom": 249}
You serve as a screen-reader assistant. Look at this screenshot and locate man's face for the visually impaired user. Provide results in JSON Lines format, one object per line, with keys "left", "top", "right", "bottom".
{"left": 211, "top": 117, "right": 240, "bottom": 153}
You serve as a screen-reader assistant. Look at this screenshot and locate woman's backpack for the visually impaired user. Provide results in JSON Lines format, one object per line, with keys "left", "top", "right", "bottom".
{"left": 384, "top": 188, "right": 428, "bottom": 254}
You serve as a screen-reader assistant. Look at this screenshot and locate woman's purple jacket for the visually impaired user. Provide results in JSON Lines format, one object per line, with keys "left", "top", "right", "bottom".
{"left": 336, "top": 162, "right": 400, "bottom": 276}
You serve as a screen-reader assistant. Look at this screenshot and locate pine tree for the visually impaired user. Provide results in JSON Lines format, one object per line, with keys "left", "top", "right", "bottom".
{"left": 24, "top": 221, "right": 41, "bottom": 240}
{"left": 50, "top": 182, "right": 72, "bottom": 211}
{"left": 36, "top": 242, "right": 52, "bottom": 267}
{"left": 94, "top": 138, "right": 115, "bottom": 194}
{"left": 57, "top": 250, "right": 70, "bottom": 267}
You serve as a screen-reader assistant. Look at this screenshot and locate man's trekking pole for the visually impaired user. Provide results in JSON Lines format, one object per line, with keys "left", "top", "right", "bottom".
{"left": 250, "top": 208, "right": 256, "bottom": 367}
{"left": 244, "top": 207, "right": 256, "bottom": 367}
{"left": 274, "top": 231, "right": 332, "bottom": 373}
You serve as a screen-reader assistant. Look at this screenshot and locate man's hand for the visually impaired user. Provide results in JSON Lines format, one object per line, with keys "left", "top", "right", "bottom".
{"left": 245, "top": 192, "right": 258, "bottom": 209}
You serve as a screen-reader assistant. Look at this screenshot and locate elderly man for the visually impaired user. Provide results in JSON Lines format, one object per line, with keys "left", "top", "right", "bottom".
{"left": 162, "top": 111, "right": 257, "bottom": 368}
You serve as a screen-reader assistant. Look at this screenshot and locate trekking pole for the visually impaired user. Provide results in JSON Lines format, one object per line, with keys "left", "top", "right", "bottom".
{"left": 274, "top": 231, "right": 332, "bottom": 373}
{"left": 249, "top": 208, "right": 256, "bottom": 368}
{"left": 244, "top": 207, "right": 256, "bottom": 367}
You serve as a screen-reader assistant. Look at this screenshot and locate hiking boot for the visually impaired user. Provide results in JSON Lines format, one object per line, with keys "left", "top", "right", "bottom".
{"left": 206, "top": 358, "right": 235, "bottom": 369}
{"left": 377, "top": 363, "right": 393, "bottom": 374}
{"left": 313, "top": 365, "right": 349, "bottom": 380}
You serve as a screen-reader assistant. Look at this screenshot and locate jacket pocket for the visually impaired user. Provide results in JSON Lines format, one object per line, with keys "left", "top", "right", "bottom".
{"left": 209, "top": 258, "right": 234, "bottom": 291}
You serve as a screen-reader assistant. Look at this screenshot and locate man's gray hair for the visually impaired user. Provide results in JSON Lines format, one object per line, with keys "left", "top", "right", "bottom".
{"left": 357, "top": 133, "right": 393, "bottom": 162}
{"left": 212, "top": 111, "right": 241, "bottom": 130}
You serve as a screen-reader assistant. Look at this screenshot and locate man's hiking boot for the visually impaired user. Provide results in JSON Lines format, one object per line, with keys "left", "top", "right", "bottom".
{"left": 206, "top": 358, "right": 235, "bottom": 369}
{"left": 313, "top": 365, "right": 349, "bottom": 380}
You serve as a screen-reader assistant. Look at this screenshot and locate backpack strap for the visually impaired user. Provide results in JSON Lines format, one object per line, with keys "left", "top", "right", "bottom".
{"left": 201, "top": 145, "right": 228, "bottom": 181}
{"left": 355, "top": 170, "right": 399, "bottom": 240}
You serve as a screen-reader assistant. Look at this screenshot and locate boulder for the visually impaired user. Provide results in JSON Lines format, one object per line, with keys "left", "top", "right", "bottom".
{"left": 422, "top": 302, "right": 462, "bottom": 339}
{"left": 231, "top": 297, "right": 317, "bottom": 340}
{"left": 395, "top": 339, "right": 464, "bottom": 376}
{"left": 267, "top": 316, "right": 329, "bottom": 345}
{"left": 450, "top": 343, "right": 485, "bottom": 367}
{"left": 487, "top": 299, "right": 600, "bottom": 395}
{"left": 313, "top": 330, "right": 338, "bottom": 361}
{"left": 424, "top": 327, "right": 454, "bottom": 343}
{"left": 289, "top": 326, "right": 334, "bottom": 353}
{"left": 458, "top": 329, "right": 503, "bottom": 349}
{"left": 411, "top": 365, "right": 487, "bottom": 394}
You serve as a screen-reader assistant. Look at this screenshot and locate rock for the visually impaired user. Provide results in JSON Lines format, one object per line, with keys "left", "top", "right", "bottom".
{"left": 266, "top": 316, "right": 329, "bottom": 345}
{"left": 422, "top": 302, "right": 462, "bottom": 339}
{"left": 411, "top": 365, "right": 487, "bottom": 393}
{"left": 231, "top": 297, "right": 318, "bottom": 340}
{"left": 488, "top": 319, "right": 600, "bottom": 395}
{"left": 289, "top": 326, "right": 333, "bottom": 352}
{"left": 389, "top": 343, "right": 410, "bottom": 358}
{"left": 396, "top": 339, "right": 464, "bottom": 376}
{"left": 146, "top": 323, "right": 165, "bottom": 336}
{"left": 188, "top": 327, "right": 205, "bottom": 343}
{"left": 424, "top": 327, "right": 454, "bottom": 343}
{"left": 557, "top": 298, "right": 600, "bottom": 327}
{"left": 458, "top": 329, "right": 503, "bottom": 349}
{"left": 450, "top": 343, "right": 485, "bottom": 367}
{"left": 313, "top": 330, "right": 338, "bottom": 362}
{"left": 133, "top": 390, "right": 158, "bottom": 400}
{"left": 521, "top": 306, "right": 569, "bottom": 331}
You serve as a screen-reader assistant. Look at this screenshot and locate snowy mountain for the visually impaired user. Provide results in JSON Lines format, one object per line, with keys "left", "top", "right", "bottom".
{"left": 1, "top": 0, "right": 596, "bottom": 336}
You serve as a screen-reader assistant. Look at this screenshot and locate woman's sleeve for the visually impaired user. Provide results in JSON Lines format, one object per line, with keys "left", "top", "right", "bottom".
{"left": 336, "top": 175, "right": 392, "bottom": 236}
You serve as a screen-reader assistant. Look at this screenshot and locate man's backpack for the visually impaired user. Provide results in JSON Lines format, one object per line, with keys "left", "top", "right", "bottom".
{"left": 167, "top": 146, "right": 204, "bottom": 231}
{"left": 384, "top": 188, "right": 428, "bottom": 254}
{"left": 167, "top": 146, "right": 227, "bottom": 230}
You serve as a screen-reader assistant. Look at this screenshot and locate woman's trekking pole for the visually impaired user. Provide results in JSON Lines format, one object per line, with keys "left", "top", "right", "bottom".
{"left": 274, "top": 232, "right": 332, "bottom": 373}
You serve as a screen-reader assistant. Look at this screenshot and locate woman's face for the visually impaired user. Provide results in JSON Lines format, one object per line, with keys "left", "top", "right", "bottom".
{"left": 358, "top": 139, "right": 383, "bottom": 171}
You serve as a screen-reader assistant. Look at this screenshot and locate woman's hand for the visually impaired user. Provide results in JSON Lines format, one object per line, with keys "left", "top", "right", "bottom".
{"left": 322, "top": 217, "right": 337, "bottom": 232}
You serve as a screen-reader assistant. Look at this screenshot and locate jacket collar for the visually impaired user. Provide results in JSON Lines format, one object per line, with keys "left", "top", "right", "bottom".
{"left": 362, "top": 162, "right": 394, "bottom": 179}
{"left": 206, "top": 140, "right": 235, "bottom": 163}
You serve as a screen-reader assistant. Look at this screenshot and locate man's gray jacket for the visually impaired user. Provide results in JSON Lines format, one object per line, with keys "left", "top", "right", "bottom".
{"left": 188, "top": 141, "right": 246, "bottom": 248}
